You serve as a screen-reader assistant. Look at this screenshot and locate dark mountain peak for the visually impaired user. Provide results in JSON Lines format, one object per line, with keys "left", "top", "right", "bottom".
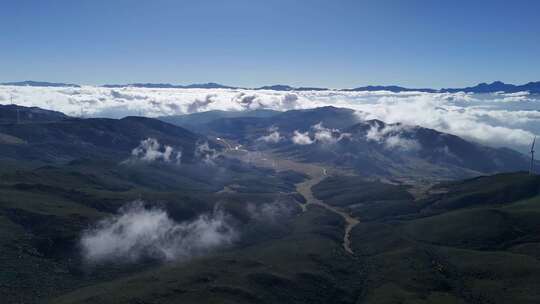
{"left": 344, "top": 85, "right": 437, "bottom": 93}
{"left": 256, "top": 85, "right": 294, "bottom": 91}
{"left": 299, "top": 106, "right": 354, "bottom": 114}
{"left": 476, "top": 81, "right": 506, "bottom": 87}
{"left": 102, "top": 82, "right": 236, "bottom": 89}
{"left": 183, "top": 82, "right": 236, "bottom": 89}
{"left": 441, "top": 81, "right": 540, "bottom": 93}
{"left": 346, "top": 81, "right": 540, "bottom": 94}
{"left": 4, "top": 80, "right": 540, "bottom": 93}
{"left": 1, "top": 80, "right": 80, "bottom": 88}
{"left": 255, "top": 85, "right": 328, "bottom": 91}
{"left": 0, "top": 104, "right": 68, "bottom": 124}
{"left": 129, "top": 83, "right": 176, "bottom": 88}
{"left": 295, "top": 86, "right": 328, "bottom": 91}
{"left": 473, "top": 81, "right": 512, "bottom": 91}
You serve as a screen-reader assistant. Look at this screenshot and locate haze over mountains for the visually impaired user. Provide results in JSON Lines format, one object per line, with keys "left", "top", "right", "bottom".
{"left": 2, "top": 80, "right": 540, "bottom": 93}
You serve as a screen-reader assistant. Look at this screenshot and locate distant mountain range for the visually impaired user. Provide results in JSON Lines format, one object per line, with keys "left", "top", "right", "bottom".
{"left": 344, "top": 81, "right": 540, "bottom": 93}
{"left": 102, "top": 82, "right": 237, "bottom": 89}
{"left": 0, "top": 80, "right": 80, "bottom": 88}
{"left": 2, "top": 80, "right": 540, "bottom": 93}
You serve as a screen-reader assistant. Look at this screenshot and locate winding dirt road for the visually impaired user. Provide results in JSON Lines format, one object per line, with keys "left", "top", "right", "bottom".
{"left": 222, "top": 144, "right": 360, "bottom": 255}
{"left": 294, "top": 170, "right": 359, "bottom": 254}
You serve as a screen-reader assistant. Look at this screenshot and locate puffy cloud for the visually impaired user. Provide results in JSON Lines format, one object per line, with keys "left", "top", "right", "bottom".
{"left": 80, "top": 201, "right": 237, "bottom": 263}
{"left": 365, "top": 122, "right": 421, "bottom": 151}
{"left": 291, "top": 123, "right": 350, "bottom": 145}
{"left": 257, "top": 126, "right": 283, "bottom": 143}
{"left": 312, "top": 122, "right": 350, "bottom": 144}
{"left": 291, "top": 130, "right": 314, "bottom": 145}
{"left": 1, "top": 85, "right": 538, "bottom": 151}
{"left": 131, "top": 138, "right": 182, "bottom": 164}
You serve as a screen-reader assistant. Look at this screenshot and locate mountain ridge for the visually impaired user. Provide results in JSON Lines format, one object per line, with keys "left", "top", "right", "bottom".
{"left": 161, "top": 106, "right": 535, "bottom": 180}
{"left": 2, "top": 80, "right": 540, "bottom": 93}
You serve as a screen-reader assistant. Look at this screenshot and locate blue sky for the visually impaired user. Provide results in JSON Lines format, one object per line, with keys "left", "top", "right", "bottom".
{"left": 1, "top": 0, "right": 539, "bottom": 88}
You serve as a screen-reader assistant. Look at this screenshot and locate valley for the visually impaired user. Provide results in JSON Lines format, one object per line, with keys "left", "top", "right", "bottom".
{"left": 225, "top": 147, "right": 360, "bottom": 254}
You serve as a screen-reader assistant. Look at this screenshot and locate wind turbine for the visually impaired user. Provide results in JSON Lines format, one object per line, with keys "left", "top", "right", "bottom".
{"left": 530, "top": 136, "right": 536, "bottom": 175}
{"left": 10, "top": 95, "right": 20, "bottom": 124}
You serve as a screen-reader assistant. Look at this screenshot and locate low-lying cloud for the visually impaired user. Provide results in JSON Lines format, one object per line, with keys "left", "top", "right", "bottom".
{"left": 257, "top": 126, "right": 283, "bottom": 143}
{"left": 365, "top": 122, "right": 421, "bottom": 151}
{"left": 1, "top": 85, "right": 538, "bottom": 152}
{"left": 80, "top": 201, "right": 237, "bottom": 263}
{"left": 292, "top": 130, "right": 314, "bottom": 145}
{"left": 312, "top": 122, "right": 351, "bottom": 144}
{"left": 130, "top": 138, "right": 182, "bottom": 164}
{"left": 291, "top": 122, "right": 350, "bottom": 145}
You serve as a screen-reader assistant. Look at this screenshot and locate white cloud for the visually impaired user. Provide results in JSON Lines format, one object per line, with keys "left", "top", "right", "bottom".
{"left": 257, "top": 126, "right": 283, "bottom": 143}
{"left": 291, "top": 130, "right": 314, "bottom": 145}
{"left": 131, "top": 138, "right": 182, "bottom": 164}
{"left": 365, "top": 122, "right": 421, "bottom": 151}
{"left": 80, "top": 201, "right": 237, "bottom": 263}
{"left": 1, "top": 85, "right": 538, "bottom": 152}
{"left": 290, "top": 123, "right": 350, "bottom": 145}
{"left": 312, "top": 122, "right": 350, "bottom": 144}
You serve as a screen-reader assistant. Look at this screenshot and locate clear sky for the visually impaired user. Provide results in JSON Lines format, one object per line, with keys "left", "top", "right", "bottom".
{"left": 1, "top": 0, "right": 539, "bottom": 88}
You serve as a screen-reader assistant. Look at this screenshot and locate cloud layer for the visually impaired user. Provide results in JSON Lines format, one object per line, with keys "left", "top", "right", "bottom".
{"left": 1, "top": 85, "right": 539, "bottom": 152}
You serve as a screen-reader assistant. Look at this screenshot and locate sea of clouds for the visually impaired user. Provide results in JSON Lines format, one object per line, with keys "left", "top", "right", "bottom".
{"left": 1, "top": 85, "right": 538, "bottom": 152}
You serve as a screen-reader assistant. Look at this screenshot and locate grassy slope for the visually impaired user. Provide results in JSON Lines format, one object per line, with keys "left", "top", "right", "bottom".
{"left": 47, "top": 172, "right": 540, "bottom": 304}
{"left": 312, "top": 175, "right": 416, "bottom": 221}
{"left": 0, "top": 158, "right": 305, "bottom": 303}
{"left": 51, "top": 207, "right": 363, "bottom": 304}
{"left": 348, "top": 173, "right": 540, "bottom": 304}
{"left": 2, "top": 134, "right": 540, "bottom": 304}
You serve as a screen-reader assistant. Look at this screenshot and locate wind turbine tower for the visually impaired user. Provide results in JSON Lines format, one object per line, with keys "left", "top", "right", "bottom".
{"left": 10, "top": 95, "right": 20, "bottom": 124}
{"left": 530, "top": 136, "right": 536, "bottom": 175}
